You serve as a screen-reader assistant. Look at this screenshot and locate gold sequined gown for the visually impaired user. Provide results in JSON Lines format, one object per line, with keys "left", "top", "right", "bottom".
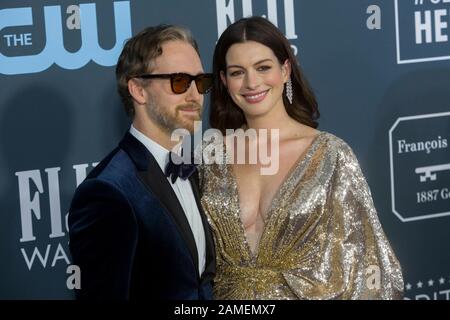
{"left": 199, "top": 131, "right": 404, "bottom": 299}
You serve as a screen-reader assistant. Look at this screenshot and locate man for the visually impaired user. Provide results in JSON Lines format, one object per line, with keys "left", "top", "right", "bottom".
{"left": 68, "top": 25, "right": 215, "bottom": 299}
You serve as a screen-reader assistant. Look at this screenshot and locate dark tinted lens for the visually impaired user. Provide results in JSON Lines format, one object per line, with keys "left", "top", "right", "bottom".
{"left": 195, "top": 74, "right": 213, "bottom": 94}
{"left": 171, "top": 74, "right": 191, "bottom": 93}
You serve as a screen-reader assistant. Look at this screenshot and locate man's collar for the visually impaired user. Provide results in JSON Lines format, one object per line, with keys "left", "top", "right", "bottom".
{"left": 129, "top": 125, "right": 182, "bottom": 171}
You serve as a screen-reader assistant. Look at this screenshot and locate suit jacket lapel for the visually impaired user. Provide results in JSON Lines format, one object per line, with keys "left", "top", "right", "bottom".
{"left": 119, "top": 133, "right": 200, "bottom": 276}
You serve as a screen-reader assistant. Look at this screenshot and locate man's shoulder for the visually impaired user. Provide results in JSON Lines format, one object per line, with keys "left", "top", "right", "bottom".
{"left": 87, "top": 147, "right": 135, "bottom": 182}
{"left": 69, "top": 146, "right": 139, "bottom": 210}
{"left": 70, "top": 146, "right": 141, "bottom": 202}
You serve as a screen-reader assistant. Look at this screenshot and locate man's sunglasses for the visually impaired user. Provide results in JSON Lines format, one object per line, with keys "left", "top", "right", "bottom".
{"left": 134, "top": 73, "right": 213, "bottom": 94}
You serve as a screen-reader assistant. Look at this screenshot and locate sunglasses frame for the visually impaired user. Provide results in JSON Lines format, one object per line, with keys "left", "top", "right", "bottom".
{"left": 135, "top": 72, "right": 213, "bottom": 94}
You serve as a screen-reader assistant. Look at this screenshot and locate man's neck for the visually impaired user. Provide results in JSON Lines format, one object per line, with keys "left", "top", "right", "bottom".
{"left": 132, "top": 119, "right": 178, "bottom": 151}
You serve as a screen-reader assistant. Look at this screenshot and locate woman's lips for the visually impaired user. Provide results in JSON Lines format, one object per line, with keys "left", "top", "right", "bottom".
{"left": 242, "top": 90, "right": 269, "bottom": 104}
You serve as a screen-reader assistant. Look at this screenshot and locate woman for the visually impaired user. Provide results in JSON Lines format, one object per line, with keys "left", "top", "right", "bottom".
{"left": 199, "top": 17, "right": 403, "bottom": 299}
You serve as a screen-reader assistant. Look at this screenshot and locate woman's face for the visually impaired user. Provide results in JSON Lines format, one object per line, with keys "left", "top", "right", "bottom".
{"left": 221, "top": 40, "right": 289, "bottom": 119}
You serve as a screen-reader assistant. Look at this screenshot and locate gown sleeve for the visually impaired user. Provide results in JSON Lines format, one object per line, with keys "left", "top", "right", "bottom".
{"left": 283, "top": 140, "right": 404, "bottom": 300}
{"left": 333, "top": 142, "right": 403, "bottom": 299}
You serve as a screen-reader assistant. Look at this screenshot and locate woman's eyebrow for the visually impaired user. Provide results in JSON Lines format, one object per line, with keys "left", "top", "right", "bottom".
{"left": 226, "top": 58, "right": 273, "bottom": 69}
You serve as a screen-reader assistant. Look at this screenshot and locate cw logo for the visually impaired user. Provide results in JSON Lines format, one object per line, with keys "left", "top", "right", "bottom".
{"left": 0, "top": 1, "right": 131, "bottom": 75}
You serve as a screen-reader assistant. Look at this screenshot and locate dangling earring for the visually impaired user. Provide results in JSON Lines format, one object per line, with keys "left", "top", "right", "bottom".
{"left": 286, "top": 78, "right": 293, "bottom": 104}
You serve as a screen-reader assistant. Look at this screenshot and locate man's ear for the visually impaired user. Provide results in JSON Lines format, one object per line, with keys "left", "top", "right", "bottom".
{"left": 220, "top": 70, "right": 227, "bottom": 88}
{"left": 282, "top": 59, "right": 291, "bottom": 83}
{"left": 128, "top": 78, "right": 146, "bottom": 105}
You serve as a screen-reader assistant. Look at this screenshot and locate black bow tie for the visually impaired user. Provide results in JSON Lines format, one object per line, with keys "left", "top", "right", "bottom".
{"left": 164, "top": 151, "right": 198, "bottom": 184}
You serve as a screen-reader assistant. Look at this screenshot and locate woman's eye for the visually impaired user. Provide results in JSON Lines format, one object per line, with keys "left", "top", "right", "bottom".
{"left": 229, "top": 70, "right": 243, "bottom": 77}
{"left": 258, "top": 65, "right": 271, "bottom": 72}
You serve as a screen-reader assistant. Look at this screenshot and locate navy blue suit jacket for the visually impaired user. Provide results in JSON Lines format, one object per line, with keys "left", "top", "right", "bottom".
{"left": 68, "top": 132, "right": 215, "bottom": 299}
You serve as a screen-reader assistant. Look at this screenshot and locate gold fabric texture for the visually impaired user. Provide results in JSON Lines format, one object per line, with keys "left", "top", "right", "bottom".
{"left": 199, "top": 131, "right": 404, "bottom": 300}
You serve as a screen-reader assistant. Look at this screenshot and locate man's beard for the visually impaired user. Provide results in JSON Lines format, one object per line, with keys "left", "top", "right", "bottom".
{"left": 145, "top": 98, "right": 202, "bottom": 134}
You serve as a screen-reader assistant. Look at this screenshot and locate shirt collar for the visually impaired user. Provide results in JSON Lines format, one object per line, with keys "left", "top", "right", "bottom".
{"left": 129, "top": 125, "right": 171, "bottom": 171}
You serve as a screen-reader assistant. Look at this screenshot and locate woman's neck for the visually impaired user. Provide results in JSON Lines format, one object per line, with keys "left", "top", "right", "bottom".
{"left": 244, "top": 102, "right": 298, "bottom": 139}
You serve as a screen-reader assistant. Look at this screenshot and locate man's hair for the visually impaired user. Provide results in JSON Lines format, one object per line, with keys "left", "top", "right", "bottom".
{"left": 116, "top": 25, "right": 200, "bottom": 117}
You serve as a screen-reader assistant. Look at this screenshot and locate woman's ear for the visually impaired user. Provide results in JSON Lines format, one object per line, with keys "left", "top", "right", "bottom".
{"left": 128, "top": 78, "right": 146, "bottom": 105}
{"left": 220, "top": 70, "right": 227, "bottom": 88}
{"left": 282, "top": 59, "right": 291, "bottom": 83}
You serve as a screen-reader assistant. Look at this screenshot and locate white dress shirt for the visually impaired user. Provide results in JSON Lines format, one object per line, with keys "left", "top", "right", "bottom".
{"left": 129, "top": 125, "right": 206, "bottom": 276}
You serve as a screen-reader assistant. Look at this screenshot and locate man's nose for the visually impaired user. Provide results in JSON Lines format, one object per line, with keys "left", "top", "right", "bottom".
{"left": 185, "top": 80, "right": 202, "bottom": 102}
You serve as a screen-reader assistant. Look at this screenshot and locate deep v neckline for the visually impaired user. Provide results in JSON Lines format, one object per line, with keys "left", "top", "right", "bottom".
{"left": 226, "top": 131, "right": 324, "bottom": 262}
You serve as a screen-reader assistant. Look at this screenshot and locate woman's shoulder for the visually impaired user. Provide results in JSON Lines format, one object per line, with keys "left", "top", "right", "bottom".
{"left": 316, "top": 131, "right": 356, "bottom": 155}
{"left": 310, "top": 130, "right": 362, "bottom": 172}
{"left": 287, "top": 123, "right": 352, "bottom": 154}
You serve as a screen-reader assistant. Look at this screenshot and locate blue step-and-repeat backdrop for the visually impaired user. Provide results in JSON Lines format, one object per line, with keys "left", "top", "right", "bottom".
{"left": 0, "top": 0, "right": 449, "bottom": 299}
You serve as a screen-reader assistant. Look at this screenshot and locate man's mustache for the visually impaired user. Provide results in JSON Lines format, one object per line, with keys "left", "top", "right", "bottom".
{"left": 176, "top": 103, "right": 202, "bottom": 112}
